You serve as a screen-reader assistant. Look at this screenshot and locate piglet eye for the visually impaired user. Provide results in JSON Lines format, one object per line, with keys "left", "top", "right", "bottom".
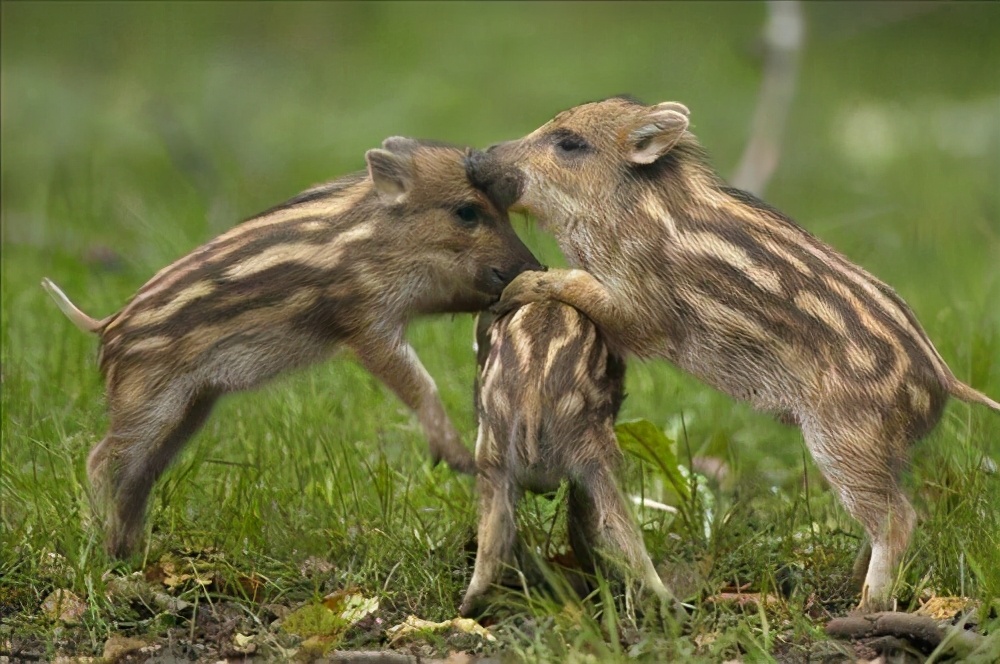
{"left": 454, "top": 204, "right": 481, "bottom": 226}
{"left": 556, "top": 135, "right": 589, "bottom": 153}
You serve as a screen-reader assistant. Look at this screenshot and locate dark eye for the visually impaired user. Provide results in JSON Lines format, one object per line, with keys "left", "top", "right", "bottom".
{"left": 454, "top": 204, "right": 481, "bottom": 226}
{"left": 555, "top": 134, "right": 590, "bottom": 154}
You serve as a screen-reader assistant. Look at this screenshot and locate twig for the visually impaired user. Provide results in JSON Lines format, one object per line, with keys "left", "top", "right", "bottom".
{"left": 826, "top": 611, "right": 984, "bottom": 657}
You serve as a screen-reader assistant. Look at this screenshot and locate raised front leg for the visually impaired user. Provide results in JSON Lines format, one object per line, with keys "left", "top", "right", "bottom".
{"left": 354, "top": 336, "right": 475, "bottom": 474}
{"left": 493, "top": 268, "right": 633, "bottom": 349}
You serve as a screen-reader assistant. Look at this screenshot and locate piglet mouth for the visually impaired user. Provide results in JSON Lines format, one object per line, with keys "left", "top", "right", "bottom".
{"left": 486, "top": 268, "right": 511, "bottom": 296}
{"left": 483, "top": 262, "right": 546, "bottom": 299}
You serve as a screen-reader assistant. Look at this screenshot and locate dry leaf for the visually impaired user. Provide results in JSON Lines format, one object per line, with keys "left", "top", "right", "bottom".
{"left": 386, "top": 615, "right": 495, "bottom": 645}
{"left": 104, "top": 572, "right": 154, "bottom": 604}
{"left": 102, "top": 635, "right": 146, "bottom": 663}
{"left": 143, "top": 560, "right": 168, "bottom": 585}
{"left": 452, "top": 617, "right": 495, "bottom": 641}
{"left": 152, "top": 591, "right": 192, "bottom": 614}
{"left": 915, "top": 595, "right": 978, "bottom": 621}
{"left": 41, "top": 589, "right": 86, "bottom": 624}
{"left": 231, "top": 632, "right": 256, "bottom": 655}
{"left": 162, "top": 574, "right": 189, "bottom": 589}
{"left": 145, "top": 554, "right": 212, "bottom": 590}
{"left": 299, "top": 634, "right": 338, "bottom": 658}
{"left": 323, "top": 589, "right": 379, "bottom": 625}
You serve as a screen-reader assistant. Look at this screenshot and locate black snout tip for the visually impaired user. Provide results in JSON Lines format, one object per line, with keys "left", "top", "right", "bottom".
{"left": 490, "top": 262, "right": 545, "bottom": 290}
{"left": 465, "top": 151, "right": 488, "bottom": 187}
{"left": 516, "top": 259, "right": 546, "bottom": 275}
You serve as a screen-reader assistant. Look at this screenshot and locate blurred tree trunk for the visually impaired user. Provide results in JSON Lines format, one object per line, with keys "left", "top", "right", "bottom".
{"left": 731, "top": 0, "right": 805, "bottom": 197}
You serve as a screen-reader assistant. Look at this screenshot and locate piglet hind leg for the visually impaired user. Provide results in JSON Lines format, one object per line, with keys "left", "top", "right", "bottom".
{"left": 89, "top": 390, "right": 218, "bottom": 558}
{"left": 567, "top": 463, "right": 675, "bottom": 610}
{"left": 354, "top": 338, "right": 475, "bottom": 474}
{"left": 851, "top": 541, "right": 873, "bottom": 591}
{"left": 459, "top": 471, "right": 518, "bottom": 617}
{"left": 802, "top": 419, "right": 914, "bottom": 613}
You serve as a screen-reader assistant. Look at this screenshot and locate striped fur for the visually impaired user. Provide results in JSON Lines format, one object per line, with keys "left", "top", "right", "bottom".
{"left": 460, "top": 302, "right": 671, "bottom": 617}
{"left": 467, "top": 96, "right": 999, "bottom": 612}
{"left": 43, "top": 137, "right": 540, "bottom": 557}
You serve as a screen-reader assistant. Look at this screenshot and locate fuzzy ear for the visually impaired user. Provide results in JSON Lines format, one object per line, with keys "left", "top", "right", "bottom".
{"left": 627, "top": 104, "right": 691, "bottom": 165}
{"left": 651, "top": 101, "right": 690, "bottom": 117}
{"left": 366, "top": 146, "right": 414, "bottom": 203}
{"left": 381, "top": 136, "right": 421, "bottom": 154}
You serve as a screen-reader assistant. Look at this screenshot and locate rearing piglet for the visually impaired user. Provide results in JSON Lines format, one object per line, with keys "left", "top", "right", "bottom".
{"left": 43, "top": 137, "right": 541, "bottom": 557}
{"left": 468, "top": 96, "right": 1000, "bottom": 612}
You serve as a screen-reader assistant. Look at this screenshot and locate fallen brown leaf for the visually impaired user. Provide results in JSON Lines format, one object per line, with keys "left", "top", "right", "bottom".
{"left": 41, "top": 589, "right": 86, "bottom": 624}
{"left": 102, "top": 635, "right": 146, "bottom": 663}
{"left": 914, "top": 596, "right": 978, "bottom": 621}
{"left": 386, "top": 615, "right": 495, "bottom": 645}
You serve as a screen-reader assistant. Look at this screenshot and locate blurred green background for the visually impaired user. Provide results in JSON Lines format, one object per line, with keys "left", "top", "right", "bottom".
{"left": 5, "top": 0, "right": 998, "bottom": 472}
{"left": 2, "top": 0, "right": 999, "bottom": 622}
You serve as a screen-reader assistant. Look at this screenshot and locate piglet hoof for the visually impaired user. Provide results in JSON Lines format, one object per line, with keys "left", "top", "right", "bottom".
{"left": 489, "top": 299, "right": 519, "bottom": 318}
{"left": 450, "top": 455, "right": 477, "bottom": 475}
{"left": 633, "top": 585, "right": 688, "bottom": 624}
{"left": 853, "top": 598, "right": 894, "bottom": 616}
{"left": 106, "top": 531, "right": 138, "bottom": 560}
{"left": 851, "top": 584, "right": 896, "bottom": 615}
{"left": 672, "top": 600, "right": 692, "bottom": 623}
{"left": 654, "top": 596, "right": 691, "bottom": 625}
{"left": 431, "top": 446, "right": 476, "bottom": 476}
{"left": 491, "top": 270, "right": 550, "bottom": 318}
{"left": 458, "top": 596, "right": 481, "bottom": 619}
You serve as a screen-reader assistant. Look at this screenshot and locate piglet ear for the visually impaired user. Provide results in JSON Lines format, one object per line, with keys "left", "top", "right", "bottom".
{"left": 380, "top": 136, "right": 421, "bottom": 154}
{"left": 651, "top": 101, "right": 690, "bottom": 116}
{"left": 366, "top": 137, "right": 416, "bottom": 203}
{"left": 627, "top": 103, "right": 690, "bottom": 165}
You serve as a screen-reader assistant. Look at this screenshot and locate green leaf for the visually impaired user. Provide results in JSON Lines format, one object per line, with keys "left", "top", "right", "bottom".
{"left": 615, "top": 419, "right": 689, "bottom": 501}
{"left": 280, "top": 602, "right": 347, "bottom": 640}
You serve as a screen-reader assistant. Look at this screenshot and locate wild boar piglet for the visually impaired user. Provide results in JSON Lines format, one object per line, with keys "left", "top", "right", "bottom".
{"left": 460, "top": 302, "right": 672, "bottom": 617}
{"left": 43, "top": 137, "right": 541, "bottom": 557}
{"left": 468, "top": 96, "right": 1000, "bottom": 612}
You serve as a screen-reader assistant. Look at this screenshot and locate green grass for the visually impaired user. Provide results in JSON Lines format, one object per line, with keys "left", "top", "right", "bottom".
{"left": 2, "top": 2, "right": 999, "bottom": 661}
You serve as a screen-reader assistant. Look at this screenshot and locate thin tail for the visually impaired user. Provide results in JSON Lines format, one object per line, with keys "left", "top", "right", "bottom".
{"left": 949, "top": 378, "right": 1000, "bottom": 413}
{"left": 41, "top": 278, "right": 105, "bottom": 333}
